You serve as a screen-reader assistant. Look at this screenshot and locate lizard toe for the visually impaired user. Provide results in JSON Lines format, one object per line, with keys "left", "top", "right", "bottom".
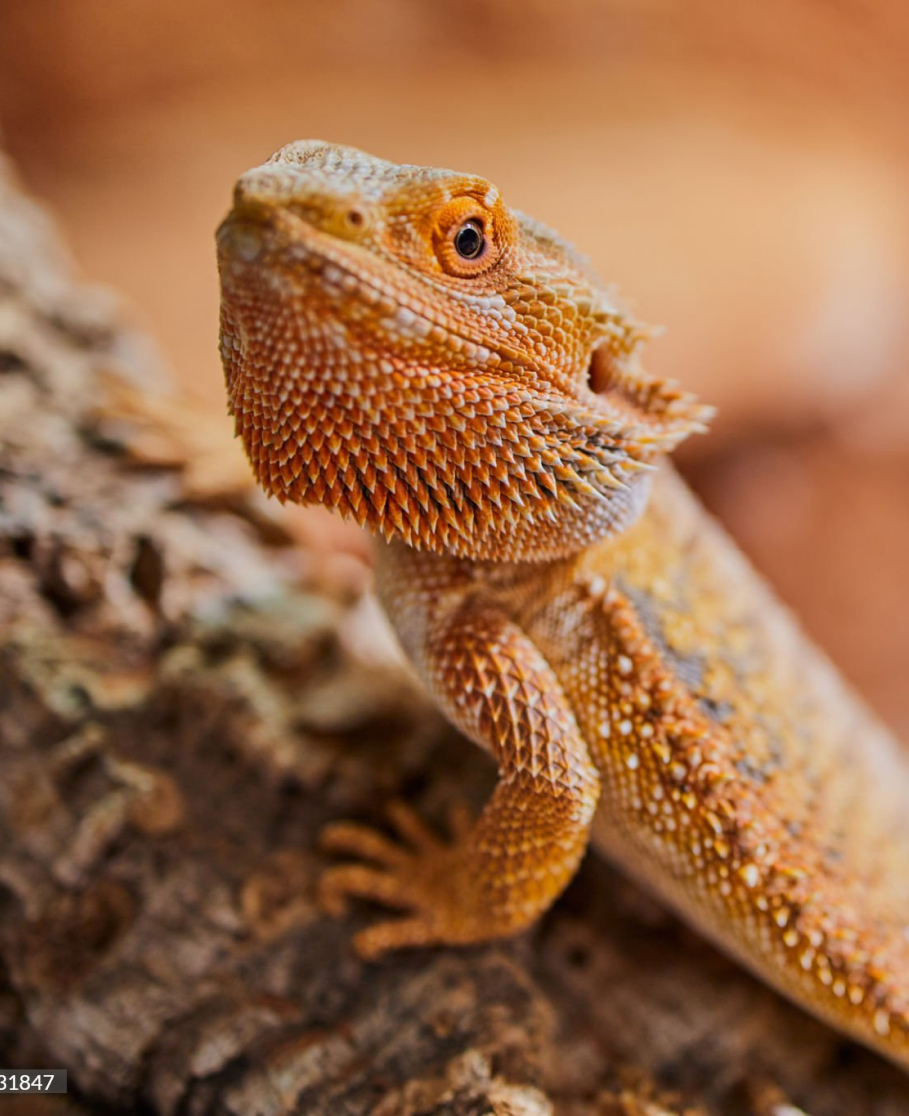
{"left": 352, "top": 915, "right": 441, "bottom": 959}
{"left": 385, "top": 799, "right": 445, "bottom": 851}
{"left": 319, "top": 820, "right": 410, "bottom": 868}
{"left": 318, "top": 863, "right": 413, "bottom": 917}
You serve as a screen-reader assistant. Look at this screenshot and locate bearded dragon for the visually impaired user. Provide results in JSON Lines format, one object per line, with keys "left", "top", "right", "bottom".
{"left": 216, "top": 141, "right": 909, "bottom": 1070}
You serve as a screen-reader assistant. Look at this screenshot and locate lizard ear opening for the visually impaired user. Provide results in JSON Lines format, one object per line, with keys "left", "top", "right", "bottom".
{"left": 587, "top": 341, "right": 618, "bottom": 398}
{"left": 586, "top": 340, "right": 716, "bottom": 459}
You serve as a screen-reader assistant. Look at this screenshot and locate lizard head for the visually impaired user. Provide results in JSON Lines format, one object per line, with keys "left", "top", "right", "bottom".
{"left": 218, "top": 141, "right": 712, "bottom": 560}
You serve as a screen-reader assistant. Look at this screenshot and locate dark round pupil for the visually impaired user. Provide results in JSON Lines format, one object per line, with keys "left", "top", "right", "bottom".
{"left": 454, "top": 221, "right": 484, "bottom": 259}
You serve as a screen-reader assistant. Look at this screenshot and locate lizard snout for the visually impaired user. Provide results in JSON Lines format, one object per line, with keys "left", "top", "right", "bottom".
{"left": 231, "top": 167, "right": 375, "bottom": 245}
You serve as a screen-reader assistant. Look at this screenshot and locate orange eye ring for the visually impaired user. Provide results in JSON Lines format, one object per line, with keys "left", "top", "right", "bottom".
{"left": 433, "top": 200, "right": 499, "bottom": 277}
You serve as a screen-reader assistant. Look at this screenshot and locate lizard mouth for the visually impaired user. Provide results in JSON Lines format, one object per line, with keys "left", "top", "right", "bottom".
{"left": 218, "top": 202, "right": 536, "bottom": 375}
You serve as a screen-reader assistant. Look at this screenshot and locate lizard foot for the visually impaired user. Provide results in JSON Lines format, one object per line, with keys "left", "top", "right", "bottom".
{"left": 318, "top": 799, "right": 480, "bottom": 958}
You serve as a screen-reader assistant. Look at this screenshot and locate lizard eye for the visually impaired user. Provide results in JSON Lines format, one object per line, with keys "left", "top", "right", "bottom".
{"left": 454, "top": 219, "right": 484, "bottom": 259}
{"left": 434, "top": 205, "right": 498, "bottom": 277}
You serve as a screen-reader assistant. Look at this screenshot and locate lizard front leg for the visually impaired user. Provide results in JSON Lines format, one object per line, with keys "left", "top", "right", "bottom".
{"left": 320, "top": 597, "right": 601, "bottom": 958}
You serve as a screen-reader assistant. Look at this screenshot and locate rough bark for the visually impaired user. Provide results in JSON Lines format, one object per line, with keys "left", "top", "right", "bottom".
{"left": 1, "top": 153, "right": 908, "bottom": 1116}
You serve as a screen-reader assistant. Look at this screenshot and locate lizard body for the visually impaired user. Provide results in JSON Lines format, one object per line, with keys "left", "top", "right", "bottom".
{"left": 217, "top": 142, "right": 909, "bottom": 1069}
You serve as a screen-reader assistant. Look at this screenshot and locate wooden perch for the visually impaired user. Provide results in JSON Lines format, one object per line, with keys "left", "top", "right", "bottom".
{"left": 1, "top": 153, "right": 908, "bottom": 1116}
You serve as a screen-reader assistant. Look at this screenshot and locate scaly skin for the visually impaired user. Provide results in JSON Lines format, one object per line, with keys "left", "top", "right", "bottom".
{"left": 217, "top": 141, "right": 909, "bottom": 1069}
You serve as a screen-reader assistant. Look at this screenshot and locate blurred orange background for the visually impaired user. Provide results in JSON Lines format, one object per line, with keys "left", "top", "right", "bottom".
{"left": 0, "top": 0, "right": 907, "bottom": 727}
